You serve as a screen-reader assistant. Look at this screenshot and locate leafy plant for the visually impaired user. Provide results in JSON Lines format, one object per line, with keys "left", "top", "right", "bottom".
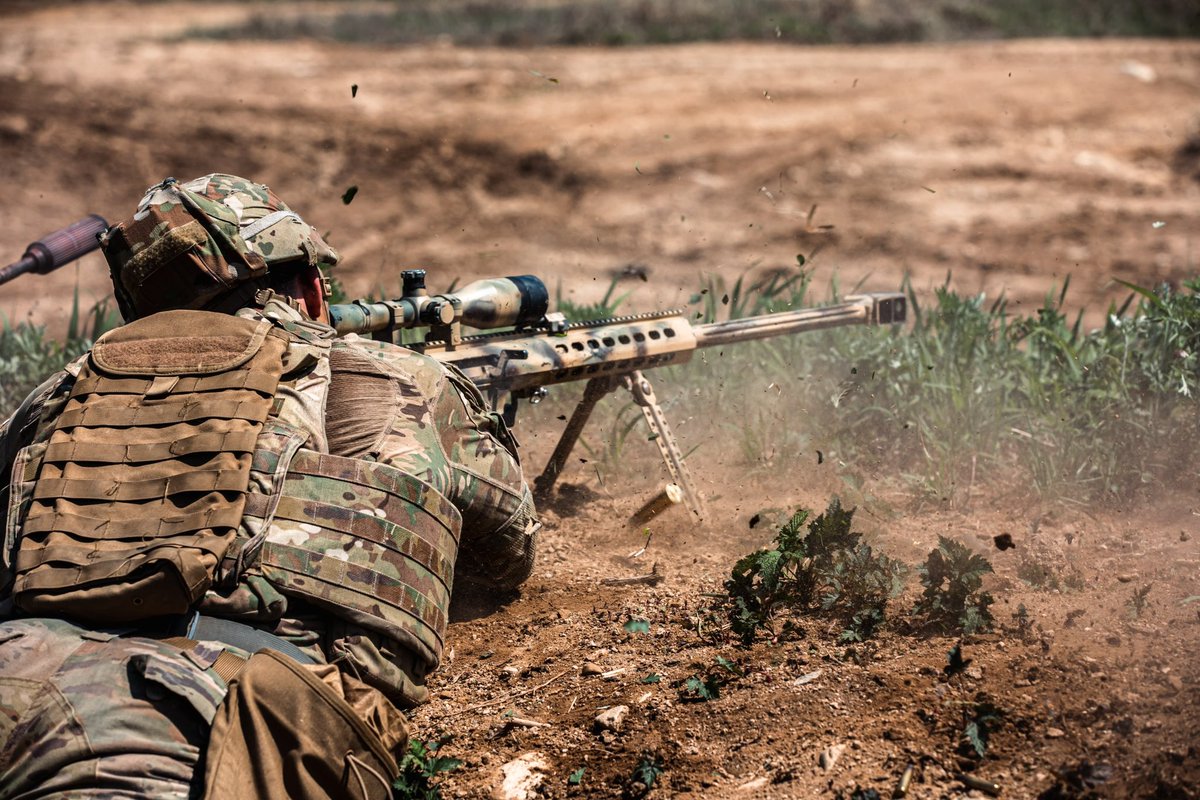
{"left": 1128, "top": 583, "right": 1153, "bottom": 618}
{"left": 678, "top": 656, "right": 740, "bottom": 702}
{"left": 1012, "top": 603, "right": 1034, "bottom": 641}
{"left": 1016, "top": 551, "right": 1084, "bottom": 592}
{"left": 912, "top": 536, "right": 995, "bottom": 634}
{"left": 724, "top": 499, "right": 906, "bottom": 645}
{"left": 630, "top": 754, "right": 664, "bottom": 795}
{"left": 393, "top": 737, "right": 462, "bottom": 800}
{"left": 567, "top": 767, "right": 585, "bottom": 786}
{"left": 680, "top": 674, "right": 722, "bottom": 702}
{"left": 959, "top": 697, "right": 1004, "bottom": 758}
{"left": 1, "top": 289, "right": 120, "bottom": 418}
{"left": 823, "top": 542, "right": 909, "bottom": 642}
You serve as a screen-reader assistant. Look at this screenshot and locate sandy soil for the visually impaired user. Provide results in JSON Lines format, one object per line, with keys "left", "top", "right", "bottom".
{"left": 1, "top": 3, "right": 1199, "bottom": 798}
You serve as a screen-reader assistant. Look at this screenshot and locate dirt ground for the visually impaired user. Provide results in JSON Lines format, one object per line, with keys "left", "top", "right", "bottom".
{"left": 1, "top": 3, "right": 1199, "bottom": 798}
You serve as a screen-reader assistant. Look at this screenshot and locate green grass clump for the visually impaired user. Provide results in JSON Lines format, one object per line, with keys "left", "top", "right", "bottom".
{"left": 187, "top": 0, "right": 1200, "bottom": 47}
{"left": 814, "top": 277, "right": 1200, "bottom": 505}
{"left": 1, "top": 292, "right": 119, "bottom": 418}
{"left": 393, "top": 737, "right": 461, "bottom": 800}
{"left": 634, "top": 272, "right": 1200, "bottom": 508}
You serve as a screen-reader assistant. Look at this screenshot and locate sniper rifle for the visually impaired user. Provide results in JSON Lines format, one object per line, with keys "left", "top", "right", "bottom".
{"left": 329, "top": 269, "right": 906, "bottom": 518}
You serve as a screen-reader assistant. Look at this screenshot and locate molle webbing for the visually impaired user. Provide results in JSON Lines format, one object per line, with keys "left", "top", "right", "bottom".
{"left": 11, "top": 311, "right": 287, "bottom": 622}
{"left": 257, "top": 450, "right": 461, "bottom": 671}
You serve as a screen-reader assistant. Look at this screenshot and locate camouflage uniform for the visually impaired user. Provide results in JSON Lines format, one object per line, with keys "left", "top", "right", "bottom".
{"left": 0, "top": 175, "right": 538, "bottom": 797}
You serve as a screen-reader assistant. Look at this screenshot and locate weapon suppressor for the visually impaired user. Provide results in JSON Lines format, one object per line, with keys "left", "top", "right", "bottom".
{"left": 1, "top": 215, "right": 109, "bottom": 287}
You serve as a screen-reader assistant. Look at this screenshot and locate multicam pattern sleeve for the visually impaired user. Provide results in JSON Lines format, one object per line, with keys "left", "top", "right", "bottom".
{"left": 319, "top": 336, "right": 538, "bottom": 707}
{"left": 324, "top": 336, "right": 539, "bottom": 591}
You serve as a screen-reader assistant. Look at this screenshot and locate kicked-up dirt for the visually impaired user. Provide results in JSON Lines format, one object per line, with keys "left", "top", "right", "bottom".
{"left": 1, "top": 3, "right": 1199, "bottom": 798}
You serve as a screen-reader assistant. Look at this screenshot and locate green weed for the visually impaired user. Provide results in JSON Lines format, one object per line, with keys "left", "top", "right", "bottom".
{"left": 959, "top": 697, "right": 1004, "bottom": 759}
{"left": 629, "top": 754, "right": 664, "bottom": 797}
{"left": 912, "top": 536, "right": 995, "bottom": 634}
{"left": 677, "top": 656, "right": 741, "bottom": 702}
{"left": 393, "top": 737, "right": 462, "bottom": 800}
{"left": 1128, "top": 583, "right": 1153, "bottom": 619}
{"left": 724, "top": 499, "right": 906, "bottom": 645}
{"left": 1012, "top": 603, "right": 1034, "bottom": 641}
{"left": 1, "top": 290, "right": 119, "bottom": 416}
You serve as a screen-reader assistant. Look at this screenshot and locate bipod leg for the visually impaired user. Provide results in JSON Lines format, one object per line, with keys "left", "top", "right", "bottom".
{"left": 534, "top": 376, "right": 617, "bottom": 502}
{"left": 623, "top": 370, "right": 705, "bottom": 520}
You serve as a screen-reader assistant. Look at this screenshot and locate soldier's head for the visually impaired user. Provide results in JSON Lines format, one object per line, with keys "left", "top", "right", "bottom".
{"left": 100, "top": 174, "right": 339, "bottom": 322}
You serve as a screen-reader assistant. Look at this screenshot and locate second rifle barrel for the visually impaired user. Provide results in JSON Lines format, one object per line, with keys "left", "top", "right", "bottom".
{"left": 693, "top": 300, "right": 869, "bottom": 349}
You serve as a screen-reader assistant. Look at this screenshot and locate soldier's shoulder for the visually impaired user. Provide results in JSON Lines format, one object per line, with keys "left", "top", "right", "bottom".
{"left": 333, "top": 335, "right": 449, "bottom": 390}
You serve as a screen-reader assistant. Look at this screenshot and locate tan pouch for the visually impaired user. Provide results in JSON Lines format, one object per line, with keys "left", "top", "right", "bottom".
{"left": 203, "top": 649, "right": 403, "bottom": 800}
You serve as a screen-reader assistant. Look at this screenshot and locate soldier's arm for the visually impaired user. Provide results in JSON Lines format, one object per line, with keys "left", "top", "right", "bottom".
{"left": 325, "top": 339, "right": 539, "bottom": 591}
{"left": 433, "top": 365, "right": 540, "bottom": 592}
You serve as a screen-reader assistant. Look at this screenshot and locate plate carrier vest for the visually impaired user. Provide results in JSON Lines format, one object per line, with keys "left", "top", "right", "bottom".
{"left": 4, "top": 307, "right": 460, "bottom": 672}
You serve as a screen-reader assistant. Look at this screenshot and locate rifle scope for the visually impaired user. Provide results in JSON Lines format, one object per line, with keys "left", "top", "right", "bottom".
{"left": 328, "top": 272, "right": 549, "bottom": 335}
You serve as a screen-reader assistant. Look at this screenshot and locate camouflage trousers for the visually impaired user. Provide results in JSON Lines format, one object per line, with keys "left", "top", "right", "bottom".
{"left": 0, "top": 617, "right": 232, "bottom": 799}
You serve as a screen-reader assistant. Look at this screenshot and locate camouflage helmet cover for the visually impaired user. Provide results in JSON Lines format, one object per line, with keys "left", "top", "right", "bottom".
{"left": 101, "top": 173, "right": 340, "bottom": 319}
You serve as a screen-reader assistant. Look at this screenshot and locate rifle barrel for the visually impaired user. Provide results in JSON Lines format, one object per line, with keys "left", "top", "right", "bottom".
{"left": 692, "top": 292, "right": 905, "bottom": 349}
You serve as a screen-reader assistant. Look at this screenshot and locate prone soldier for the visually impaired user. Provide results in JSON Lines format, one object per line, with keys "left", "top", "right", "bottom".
{"left": 0, "top": 174, "right": 540, "bottom": 799}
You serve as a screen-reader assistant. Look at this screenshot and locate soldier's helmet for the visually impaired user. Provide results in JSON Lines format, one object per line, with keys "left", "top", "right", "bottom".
{"left": 100, "top": 174, "right": 339, "bottom": 320}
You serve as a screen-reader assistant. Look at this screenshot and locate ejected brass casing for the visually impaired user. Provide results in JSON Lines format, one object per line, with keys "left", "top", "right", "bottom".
{"left": 628, "top": 484, "right": 683, "bottom": 527}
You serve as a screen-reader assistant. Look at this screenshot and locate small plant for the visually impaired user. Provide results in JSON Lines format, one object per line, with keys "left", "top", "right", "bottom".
{"left": 629, "top": 754, "right": 664, "bottom": 796}
{"left": 677, "top": 656, "right": 740, "bottom": 702}
{"left": 724, "top": 499, "right": 906, "bottom": 645}
{"left": 393, "top": 737, "right": 462, "bottom": 800}
{"left": 1012, "top": 603, "right": 1034, "bottom": 641}
{"left": 556, "top": 276, "right": 630, "bottom": 323}
{"left": 724, "top": 507, "right": 810, "bottom": 645}
{"left": 959, "top": 696, "right": 1004, "bottom": 759}
{"left": 824, "top": 542, "right": 909, "bottom": 642}
{"left": 567, "top": 767, "right": 585, "bottom": 786}
{"left": 1128, "top": 583, "right": 1153, "bottom": 618}
{"left": 912, "top": 536, "right": 995, "bottom": 634}
{"left": 1015, "top": 546, "right": 1085, "bottom": 593}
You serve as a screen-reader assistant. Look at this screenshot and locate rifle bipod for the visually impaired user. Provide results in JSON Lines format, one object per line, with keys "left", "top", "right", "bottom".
{"left": 531, "top": 371, "right": 705, "bottom": 520}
